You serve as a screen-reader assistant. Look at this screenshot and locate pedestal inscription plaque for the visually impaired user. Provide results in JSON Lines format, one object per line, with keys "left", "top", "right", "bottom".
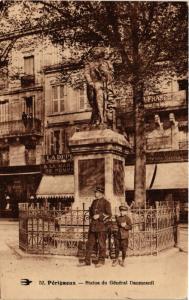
{"left": 78, "top": 158, "right": 105, "bottom": 196}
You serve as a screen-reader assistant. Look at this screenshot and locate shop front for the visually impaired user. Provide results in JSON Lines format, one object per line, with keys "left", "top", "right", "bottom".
{"left": 36, "top": 174, "right": 74, "bottom": 208}
{"left": 0, "top": 166, "right": 41, "bottom": 218}
{"left": 125, "top": 162, "right": 188, "bottom": 222}
{"left": 36, "top": 154, "right": 74, "bottom": 208}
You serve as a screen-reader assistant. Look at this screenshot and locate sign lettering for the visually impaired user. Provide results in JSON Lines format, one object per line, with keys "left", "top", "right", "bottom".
{"left": 41, "top": 162, "right": 74, "bottom": 175}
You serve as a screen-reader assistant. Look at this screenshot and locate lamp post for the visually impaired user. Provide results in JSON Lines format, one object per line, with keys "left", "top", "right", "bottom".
{"left": 30, "top": 195, "right": 35, "bottom": 208}
{"left": 5, "top": 195, "right": 10, "bottom": 209}
{"left": 5, "top": 195, "right": 11, "bottom": 217}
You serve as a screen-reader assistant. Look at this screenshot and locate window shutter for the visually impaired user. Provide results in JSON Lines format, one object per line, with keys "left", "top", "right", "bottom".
{"left": 79, "top": 88, "right": 85, "bottom": 110}
{"left": 0, "top": 100, "right": 9, "bottom": 122}
{"left": 50, "top": 131, "right": 54, "bottom": 155}
{"left": 61, "top": 129, "right": 66, "bottom": 153}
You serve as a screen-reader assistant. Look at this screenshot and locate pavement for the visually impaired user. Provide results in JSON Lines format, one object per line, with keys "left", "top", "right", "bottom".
{"left": 177, "top": 224, "right": 188, "bottom": 253}
{"left": 0, "top": 221, "right": 188, "bottom": 300}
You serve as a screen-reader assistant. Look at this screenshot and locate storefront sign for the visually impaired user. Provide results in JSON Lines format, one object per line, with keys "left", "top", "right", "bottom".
{"left": 144, "top": 90, "right": 186, "bottom": 109}
{"left": 118, "top": 91, "right": 186, "bottom": 112}
{"left": 43, "top": 154, "right": 73, "bottom": 162}
{"left": 42, "top": 161, "right": 74, "bottom": 175}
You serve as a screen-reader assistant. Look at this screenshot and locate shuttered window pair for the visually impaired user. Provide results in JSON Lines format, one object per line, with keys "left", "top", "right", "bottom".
{"left": 52, "top": 85, "right": 66, "bottom": 113}
{"left": 45, "top": 129, "right": 68, "bottom": 155}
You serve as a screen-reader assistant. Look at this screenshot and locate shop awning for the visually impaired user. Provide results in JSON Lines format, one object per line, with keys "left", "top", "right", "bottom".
{"left": 0, "top": 172, "right": 41, "bottom": 176}
{"left": 125, "top": 162, "right": 188, "bottom": 190}
{"left": 152, "top": 162, "right": 188, "bottom": 190}
{"left": 36, "top": 175, "right": 74, "bottom": 198}
{"left": 125, "top": 164, "right": 156, "bottom": 190}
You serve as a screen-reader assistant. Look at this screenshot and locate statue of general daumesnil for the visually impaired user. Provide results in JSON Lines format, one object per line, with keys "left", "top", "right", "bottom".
{"left": 84, "top": 48, "right": 116, "bottom": 128}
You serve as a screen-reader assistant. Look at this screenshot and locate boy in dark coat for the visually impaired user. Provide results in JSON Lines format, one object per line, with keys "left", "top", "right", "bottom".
{"left": 112, "top": 205, "right": 132, "bottom": 267}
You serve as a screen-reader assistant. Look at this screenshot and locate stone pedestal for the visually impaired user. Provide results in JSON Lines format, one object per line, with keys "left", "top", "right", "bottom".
{"left": 69, "top": 129, "right": 130, "bottom": 210}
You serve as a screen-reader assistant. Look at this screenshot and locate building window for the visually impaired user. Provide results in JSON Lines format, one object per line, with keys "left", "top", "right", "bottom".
{"left": 0, "top": 62, "right": 8, "bottom": 89}
{"left": 24, "top": 56, "right": 34, "bottom": 75}
{"left": 0, "top": 100, "right": 9, "bottom": 122}
{"left": 54, "top": 130, "right": 60, "bottom": 154}
{"left": 50, "top": 132, "right": 54, "bottom": 154}
{"left": 46, "top": 128, "right": 70, "bottom": 155}
{"left": 75, "top": 86, "right": 89, "bottom": 111}
{"left": 25, "top": 97, "right": 33, "bottom": 115}
{"left": 78, "top": 88, "right": 85, "bottom": 110}
{"left": 52, "top": 85, "right": 66, "bottom": 113}
{"left": 61, "top": 129, "right": 67, "bottom": 153}
{"left": 178, "top": 79, "right": 188, "bottom": 91}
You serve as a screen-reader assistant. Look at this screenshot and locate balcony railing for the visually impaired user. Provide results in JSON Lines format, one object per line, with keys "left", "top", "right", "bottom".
{"left": 117, "top": 90, "right": 187, "bottom": 113}
{"left": 21, "top": 75, "right": 35, "bottom": 88}
{"left": 146, "top": 136, "right": 172, "bottom": 151}
{"left": 147, "top": 136, "right": 188, "bottom": 152}
{"left": 0, "top": 118, "right": 41, "bottom": 138}
{"left": 179, "top": 140, "right": 188, "bottom": 150}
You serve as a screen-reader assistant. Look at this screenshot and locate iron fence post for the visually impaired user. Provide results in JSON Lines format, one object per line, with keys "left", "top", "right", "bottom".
{"left": 82, "top": 203, "right": 85, "bottom": 245}
{"left": 174, "top": 205, "right": 180, "bottom": 248}
{"left": 156, "top": 205, "right": 159, "bottom": 255}
{"left": 150, "top": 207, "right": 153, "bottom": 255}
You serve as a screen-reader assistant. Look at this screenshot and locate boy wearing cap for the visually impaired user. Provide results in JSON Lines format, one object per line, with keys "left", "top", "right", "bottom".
{"left": 112, "top": 205, "right": 132, "bottom": 267}
{"left": 83, "top": 186, "right": 112, "bottom": 267}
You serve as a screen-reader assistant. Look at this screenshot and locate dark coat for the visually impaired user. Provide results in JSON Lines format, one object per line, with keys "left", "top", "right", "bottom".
{"left": 116, "top": 215, "right": 132, "bottom": 239}
{"left": 89, "top": 197, "right": 112, "bottom": 232}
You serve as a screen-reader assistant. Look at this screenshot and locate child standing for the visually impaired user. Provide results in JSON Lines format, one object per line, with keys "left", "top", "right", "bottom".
{"left": 112, "top": 205, "right": 132, "bottom": 267}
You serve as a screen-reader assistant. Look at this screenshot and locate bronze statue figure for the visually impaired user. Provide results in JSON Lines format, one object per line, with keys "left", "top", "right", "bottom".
{"left": 84, "top": 48, "right": 116, "bottom": 128}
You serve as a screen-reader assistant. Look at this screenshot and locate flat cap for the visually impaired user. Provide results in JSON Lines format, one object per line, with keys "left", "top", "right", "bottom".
{"left": 95, "top": 186, "right": 105, "bottom": 193}
{"left": 119, "top": 205, "right": 128, "bottom": 211}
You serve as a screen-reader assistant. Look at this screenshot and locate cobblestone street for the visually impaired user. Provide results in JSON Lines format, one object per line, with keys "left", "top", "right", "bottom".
{"left": 0, "top": 221, "right": 187, "bottom": 300}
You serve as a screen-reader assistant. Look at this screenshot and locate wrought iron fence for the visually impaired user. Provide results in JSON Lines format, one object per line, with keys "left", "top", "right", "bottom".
{"left": 19, "top": 204, "right": 178, "bottom": 257}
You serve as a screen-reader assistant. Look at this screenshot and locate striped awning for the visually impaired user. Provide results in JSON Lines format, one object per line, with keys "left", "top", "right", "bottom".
{"left": 125, "top": 162, "right": 188, "bottom": 190}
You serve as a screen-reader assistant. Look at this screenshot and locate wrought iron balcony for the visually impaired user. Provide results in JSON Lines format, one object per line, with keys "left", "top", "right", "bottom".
{"left": 179, "top": 140, "right": 188, "bottom": 150}
{"left": 147, "top": 136, "right": 188, "bottom": 152}
{"left": 146, "top": 136, "right": 172, "bottom": 151}
{"left": 0, "top": 118, "right": 41, "bottom": 138}
{"left": 21, "top": 74, "right": 35, "bottom": 88}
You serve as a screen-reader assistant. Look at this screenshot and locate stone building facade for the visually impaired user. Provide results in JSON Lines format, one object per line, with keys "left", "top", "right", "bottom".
{"left": 0, "top": 34, "right": 62, "bottom": 216}
{"left": 117, "top": 80, "right": 188, "bottom": 219}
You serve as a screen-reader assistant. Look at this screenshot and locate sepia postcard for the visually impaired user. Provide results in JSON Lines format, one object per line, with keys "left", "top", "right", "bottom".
{"left": 0, "top": 1, "right": 188, "bottom": 299}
